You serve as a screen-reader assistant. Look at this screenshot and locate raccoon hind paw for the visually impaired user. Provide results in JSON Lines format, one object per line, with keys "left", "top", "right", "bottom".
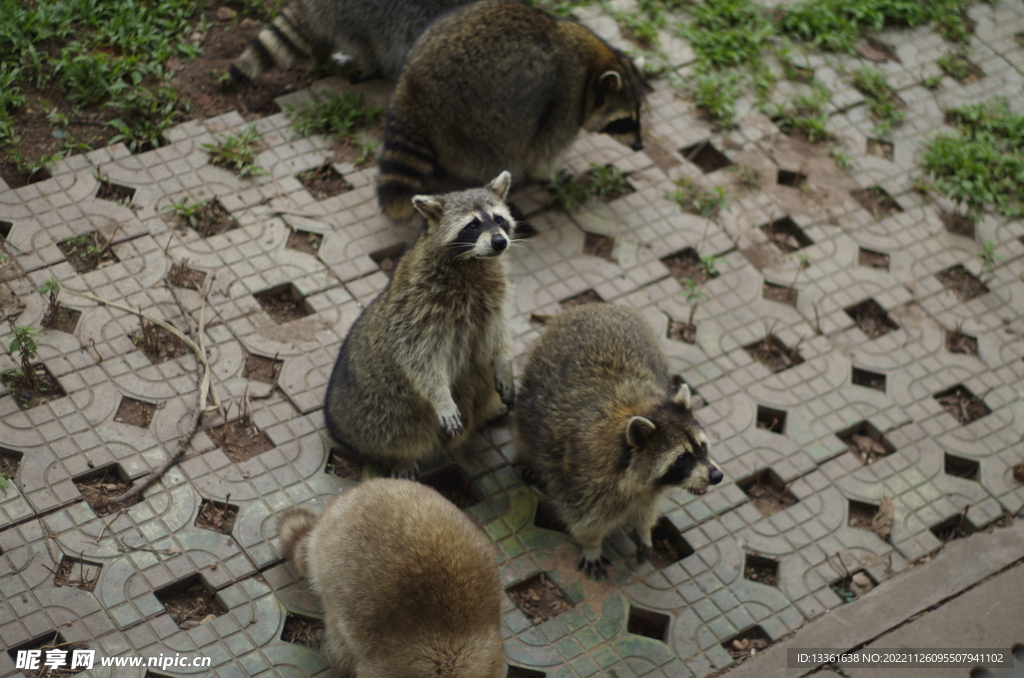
{"left": 497, "top": 381, "right": 515, "bottom": 409}
{"left": 438, "top": 412, "right": 464, "bottom": 439}
{"left": 635, "top": 542, "right": 652, "bottom": 564}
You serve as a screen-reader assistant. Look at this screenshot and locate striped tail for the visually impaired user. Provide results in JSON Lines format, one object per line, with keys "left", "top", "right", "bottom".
{"left": 378, "top": 119, "right": 438, "bottom": 221}
{"left": 229, "top": 4, "right": 316, "bottom": 84}
{"left": 276, "top": 506, "right": 318, "bottom": 579}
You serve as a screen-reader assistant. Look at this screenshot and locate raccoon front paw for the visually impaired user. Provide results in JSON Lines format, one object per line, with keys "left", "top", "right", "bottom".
{"left": 496, "top": 380, "right": 515, "bottom": 409}
{"left": 438, "top": 411, "right": 464, "bottom": 438}
{"left": 389, "top": 463, "right": 419, "bottom": 480}
{"left": 636, "top": 542, "right": 652, "bottom": 564}
{"left": 577, "top": 554, "right": 611, "bottom": 580}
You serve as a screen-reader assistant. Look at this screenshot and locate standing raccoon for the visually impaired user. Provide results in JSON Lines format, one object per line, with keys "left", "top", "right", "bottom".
{"left": 379, "top": 0, "right": 646, "bottom": 220}
{"left": 324, "top": 172, "right": 516, "bottom": 477}
{"left": 515, "top": 303, "right": 723, "bottom": 578}
{"left": 229, "top": 0, "right": 473, "bottom": 84}
{"left": 277, "top": 479, "right": 505, "bottom": 678}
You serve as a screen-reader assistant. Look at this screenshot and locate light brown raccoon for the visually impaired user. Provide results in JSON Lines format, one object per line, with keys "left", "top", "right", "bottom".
{"left": 277, "top": 479, "right": 505, "bottom": 678}
{"left": 324, "top": 172, "right": 516, "bottom": 478}
{"left": 515, "top": 303, "right": 722, "bottom": 579}
{"left": 228, "top": 0, "right": 473, "bottom": 84}
{"left": 378, "top": 0, "right": 646, "bottom": 220}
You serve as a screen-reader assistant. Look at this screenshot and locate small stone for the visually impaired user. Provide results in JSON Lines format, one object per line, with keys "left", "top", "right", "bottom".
{"left": 215, "top": 6, "right": 237, "bottom": 20}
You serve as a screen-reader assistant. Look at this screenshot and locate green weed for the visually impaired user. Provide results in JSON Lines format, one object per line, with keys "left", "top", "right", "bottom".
{"left": 202, "top": 125, "right": 267, "bottom": 178}
{"left": 681, "top": 277, "right": 710, "bottom": 325}
{"left": 287, "top": 90, "right": 384, "bottom": 141}
{"left": 105, "top": 86, "right": 185, "bottom": 152}
{"left": 769, "top": 82, "right": 834, "bottom": 142}
{"left": 852, "top": 66, "right": 904, "bottom": 134}
{"left": 8, "top": 326, "right": 39, "bottom": 386}
{"left": 40, "top": 278, "right": 61, "bottom": 320}
{"left": 162, "top": 197, "right": 212, "bottom": 228}
{"left": 979, "top": 240, "right": 1001, "bottom": 273}
{"left": 681, "top": 0, "right": 773, "bottom": 69}
{"left": 549, "top": 164, "right": 632, "bottom": 212}
{"left": 667, "top": 176, "right": 731, "bottom": 218}
{"left": 829, "top": 145, "right": 853, "bottom": 169}
{"left": 689, "top": 69, "right": 740, "bottom": 126}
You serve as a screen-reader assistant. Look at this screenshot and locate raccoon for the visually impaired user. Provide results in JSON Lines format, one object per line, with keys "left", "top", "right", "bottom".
{"left": 324, "top": 172, "right": 516, "bottom": 477}
{"left": 515, "top": 303, "right": 722, "bottom": 578}
{"left": 229, "top": 0, "right": 474, "bottom": 84}
{"left": 277, "top": 479, "right": 505, "bottom": 678}
{"left": 378, "top": 0, "right": 646, "bottom": 221}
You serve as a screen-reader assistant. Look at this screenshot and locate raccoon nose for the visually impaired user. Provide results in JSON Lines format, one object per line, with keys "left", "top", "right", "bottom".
{"left": 491, "top": 234, "right": 507, "bottom": 251}
{"left": 709, "top": 468, "right": 723, "bottom": 485}
{"left": 631, "top": 137, "right": 644, "bottom": 151}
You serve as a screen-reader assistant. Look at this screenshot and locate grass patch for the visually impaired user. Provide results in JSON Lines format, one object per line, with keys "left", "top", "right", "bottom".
{"left": 287, "top": 90, "right": 383, "bottom": 142}
{"left": 202, "top": 125, "right": 266, "bottom": 178}
{"left": 852, "top": 66, "right": 904, "bottom": 134}
{"left": 768, "top": 82, "right": 834, "bottom": 142}
{"left": 689, "top": 70, "right": 741, "bottom": 126}
{"left": 549, "top": 164, "right": 633, "bottom": 212}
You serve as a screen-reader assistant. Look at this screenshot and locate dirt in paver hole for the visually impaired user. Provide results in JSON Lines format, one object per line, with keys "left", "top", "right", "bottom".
{"left": 852, "top": 187, "right": 902, "bottom": 219}
{"left": 286, "top": 230, "right": 324, "bottom": 255}
{"left": 583, "top": 232, "right": 614, "bottom": 260}
{"left": 507, "top": 572, "right": 573, "bottom": 625}
{"left": 647, "top": 518, "right": 694, "bottom": 569}
{"left": 208, "top": 419, "right": 274, "bottom": 462}
{"left": 0, "top": 363, "right": 67, "bottom": 410}
{"left": 74, "top": 467, "right": 139, "bottom": 516}
{"left": 936, "top": 265, "right": 989, "bottom": 301}
{"left": 761, "top": 217, "right": 812, "bottom": 253}
{"left": 668, "top": 320, "right": 697, "bottom": 344}
{"left": 839, "top": 423, "right": 894, "bottom": 465}
{"left": 739, "top": 470, "right": 797, "bottom": 517}
{"left": 160, "top": 580, "right": 227, "bottom": 630}
{"left": 723, "top": 627, "right": 771, "bottom": 662}
{"left": 326, "top": 448, "right": 363, "bottom": 481}
{"left": 96, "top": 180, "right": 135, "bottom": 204}
{"left": 932, "top": 511, "right": 976, "bottom": 543}
{"left": 945, "top": 326, "right": 978, "bottom": 355}
{"left": 196, "top": 498, "right": 238, "bottom": 533}
{"left": 8, "top": 633, "right": 80, "bottom": 678}
{"left": 57, "top": 232, "right": 119, "bottom": 274}
{"left": 244, "top": 353, "right": 283, "bottom": 384}
{"left": 858, "top": 248, "right": 890, "bottom": 270}
{"left": 851, "top": 367, "right": 886, "bottom": 391}
{"left": 42, "top": 304, "right": 82, "bottom": 333}
{"left": 296, "top": 162, "right": 353, "bottom": 200}
{"left": 560, "top": 289, "right": 603, "bottom": 308}
{"left": 0, "top": 452, "right": 20, "bottom": 482}
{"left": 255, "top": 286, "right": 311, "bottom": 323}
{"left": 1013, "top": 462, "right": 1024, "bottom": 484}
{"left": 169, "top": 260, "right": 207, "bottom": 290}
{"left": 935, "top": 386, "right": 990, "bottom": 425}
{"left": 661, "top": 248, "right": 719, "bottom": 286}
{"left": 763, "top": 282, "right": 797, "bottom": 305}
{"left": 866, "top": 139, "right": 894, "bottom": 159}
{"left": 939, "top": 210, "right": 975, "bottom": 238}
{"left": 170, "top": 200, "right": 239, "bottom": 237}
{"left": 282, "top": 614, "right": 325, "bottom": 648}
{"left": 846, "top": 299, "right": 898, "bottom": 338}
{"left": 131, "top": 319, "right": 192, "bottom": 364}
{"left": 743, "top": 554, "right": 779, "bottom": 586}
{"left": 831, "top": 570, "right": 875, "bottom": 603}
{"left": 114, "top": 397, "right": 156, "bottom": 428}
{"left": 745, "top": 335, "right": 804, "bottom": 373}
{"left": 54, "top": 556, "right": 102, "bottom": 592}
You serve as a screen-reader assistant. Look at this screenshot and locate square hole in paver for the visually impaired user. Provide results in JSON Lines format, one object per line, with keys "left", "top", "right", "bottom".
{"left": 54, "top": 555, "right": 103, "bottom": 592}
{"left": 325, "top": 447, "right": 363, "bottom": 481}
{"left": 559, "top": 289, "right": 604, "bottom": 308}
{"left": 744, "top": 335, "right": 804, "bottom": 373}
{"left": 254, "top": 283, "right": 312, "bottom": 323}
{"left": 130, "top": 318, "right": 191, "bottom": 365}
{"left": 848, "top": 499, "right": 882, "bottom": 532}
{"left": 831, "top": 569, "right": 876, "bottom": 603}
{"left": 114, "top": 396, "right": 156, "bottom": 428}
{"left": 96, "top": 180, "right": 135, "bottom": 204}
{"left": 244, "top": 352, "right": 283, "bottom": 384}
{"left": 930, "top": 513, "right": 976, "bottom": 543}
{"left": 508, "top": 667, "right": 546, "bottom": 678}
{"left": 837, "top": 421, "right": 895, "bottom": 465}
{"left": 370, "top": 242, "right": 407, "bottom": 278}
{"left": 756, "top": 405, "right": 787, "bottom": 434}
{"left": 169, "top": 259, "right": 207, "bottom": 290}
{"left": 0, "top": 361, "right": 67, "bottom": 410}
{"left": 281, "top": 612, "right": 325, "bottom": 648}
{"left": 0, "top": 220, "right": 11, "bottom": 240}
{"left": 42, "top": 304, "right": 82, "bottom": 333}
{"left": 939, "top": 210, "right": 975, "bottom": 238}
{"left": 680, "top": 140, "right": 732, "bottom": 173}
{"left": 737, "top": 469, "right": 797, "bottom": 517}
{"left": 945, "top": 326, "right": 978, "bottom": 356}
{"left": 845, "top": 299, "right": 899, "bottom": 338}
{"left": 852, "top": 186, "right": 902, "bottom": 219}
{"left": 583, "top": 232, "right": 614, "bottom": 260}
{"left": 851, "top": 367, "right": 886, "bottom": 392}
{"left": 649, "top": 516, "right": 694, "bottom": 568}
{"left": 534, "top": 500, "right": 569, "bottom": 533}
{"left": 763, "top": 282, "right": 797, "bottom": 306}
{"left": 208, "top": 419, "right": 274, "bottom": 462}
{"left": 866, "top": 139, "right": 893, "bottom": 159}
{"left": 286, "top": 229, "right": 324, "bottom": 256}
{"left": 506, "top": 572, "right": 574, "bottom": 625}
{"left": 155, "top": 574, "right": 227, "bottom": 629}
{"left": 722, "top": 626, "right": 771, "bottom": 662}
{"left": 627, "top": 606, "right": 670, "bottom": 642}
{"left": 776, "top": 169, "right": 807, "bottom": 188}
{"left": 743, "top": 553, "right": 779, "bottom": 586}
{"left": 195, "top": 498, "right": 239, "bottom": 533}
{"left": 73, "top": 464, "right": 140, "bottom": 516}
{"left": 760, "top": 216, "right": 812, "bottom": 253}
{"left": 419, "top": 465, "right": 481, "bottom": 509}
{"left": 0, "top": 447, "right": 22, "bottom": 484}
{"left": 661, "top": 247, "right": 721, "bottom": 286}
{"left": 934, "top": 384, "right": 990, "bottom": 425}
{"left": 57, "top": 231, "right": 120, "bottom": 273}
{"left": 296, "top": 162, "right": 353, "bottom": 199}
{"left": 858, "top": 247, "right": 890, "bottom": 270}
{"left": 944, "top": 453, "right": 980, "bottom": 481}
{"left": 668, "top": 318, "right": 697, "bottom": 344}
{"left": 7, "top": 631, "right": 82, "bottom": 676}
{"left": 938, "top": 54, "right": 984, "bottom": 82}
{"left": 936, "top": 265, "right": 988, "bottom": 301}
{"left": 167, "top": 199, "right": 239, "bottom": 237}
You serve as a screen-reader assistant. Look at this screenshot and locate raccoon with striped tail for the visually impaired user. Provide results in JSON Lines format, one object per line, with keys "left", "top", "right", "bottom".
{"left": 378, "top": 0, "right": 646, "bottom": 221}
{"left": 515, "top": 303, "right": 723, "bottom": 579}
{"left": 228, "top": 0, "right": 474, "bottom": 84}
{"left": 277, "top": 479, "right": 505, "bottom": 678}
{"left": 324, "top": 172, "right": 516, "bottom": 478}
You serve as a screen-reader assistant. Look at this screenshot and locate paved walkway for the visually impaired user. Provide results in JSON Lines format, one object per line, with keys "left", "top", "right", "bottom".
{"left": 1, "top": 0, "right": 1023, "bottom": 676}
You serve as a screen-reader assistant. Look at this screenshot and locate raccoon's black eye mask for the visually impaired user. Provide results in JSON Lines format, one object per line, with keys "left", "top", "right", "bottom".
{"left": 600, "top": 117, "right": 639, "bottom": 135}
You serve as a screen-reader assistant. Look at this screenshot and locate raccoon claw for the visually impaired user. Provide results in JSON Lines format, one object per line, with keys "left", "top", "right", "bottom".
{"left": 497, "top": 382, "right": 515, "bottom": 409}
{"left": 390, "top": 463, "right": 419, "bottom": 480}
{"left": 577, "top": 554, "right": 611, "bottom": 580}
{"left": 636, "top": 542, "right": 652, "bottom": 564}
{"left": 439, "top": 413, "right": 464, "bottom": 438}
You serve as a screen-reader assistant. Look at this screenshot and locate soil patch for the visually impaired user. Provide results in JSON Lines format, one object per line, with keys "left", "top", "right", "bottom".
{"left": 936, "top": 265, "right": 988, "bottom": 301}
{"left": 296, "top": 162, "right": 353, "bottom": 200}
{"left": 944, "top": 453, "right": 980, "bottom": 481}
{"left": 939, "top": 210, "right": 975, "bottom": 238}
{"left": 668, "top": 320, "right": 697, "bottom": 344}
{"left": 831, "top": 570, "right": 875, "bottom": 603}
{"left": 583, "top": 233, "right": 614, "bottom": 261}
{"left": 723, "top": 627, "right": 771, "bottom": 662}
{"left": 1, "top": 363, "right": 67, "bottom": 410}
{"left": 255, "top": 285, "right": 311, "bottom": 323}
{"left": 42, "top": 304, "right": 82, "bottom": 334}
{"left": 744, "top": 335, "right": 804, "bottom": 372}
{"left": 195, "top": 498, "right": 238, "bottom": 533}
{"left": 560, "top": 289, "right": 604, "bottom": 308}
{"left": 661, "top": 248, "right": 718, "bottom": 286}
{"left": 627, "top": 608, "right": 670, "bottom": 641}
{"left": 281, "top": 614, "right": 325, "bottom": 648}
{"left": 743, "top": 553, "right": 779, "bottom": 586}
{"left": 866, "top": 139, "right": 894, "bottom": 159}
{"left": 0, "top": 451, "right": 20, "bottom": 482}
{"left": 114, "top": 396, "right": 156, "bottom": 428}
{"left": 507, "top": 572, "right": 574, "bottom": 625}
{"left": 945, "top": 327, "right": 978, "bottom": 355}
{"left": 845, "top": 299, "right": 898, "bottom": 338}
{"left": 838, "top": 421, "right": 894, "bottom": 464}
{"left": 848, "top": 500, "right": 880, "bottom": 530}
{"left": 325, "top": 448, "right": 363, "bottom": 481}
{"left": 738, "top": 469, "right": 797, "bottom": 517}
{"left": 776, "top": 169, "right": 807, "bottom": 188}
{"left": 73, "top": 466, "right": 139, "bottom": 516}
{"left": 169, "top": 260, "right": 207, "bottom": 290}
{"left": 131, "top": 320, "right": 192, "bottom": 364}
{"left": 931, "top": 511, "right": 976, "bottom": 543}
{"left": 96, "top": 180, "right": 135, "bottom": 204}
{"left": 208, "top": 419, "right": 274, "bottom": 462}
{"left": 760, "top": 217, "right": 812, "bottom": 253}
{"left": 935, "top": 385, "right": 990, "bottom": 425}
{"left": 158, "top": 578, "right": 226, "bottom": 630}
{"left": 763, "top": 282, "right": 797, "bottom": 305}
{"left": 939, "top": 54, "right": 984, "bottom": 83}
{"left": 852, "top": 187, "right": 902, "bottom": 219}
{"left": 1012, "top": 462, "right": 1024, "bottom": 484}
{"left": 53, "top": 556, "right": 102, "bottom": 592}
{"left": 756, "top": 406, "right": 786, "bottom": 434}
{"left": 243, "top": 353, "right": 282, "bottom": 384}
{"left": 647, "top": 517, "right": 694, "bottom": 569}
{"left": 680, "top": 140, "right": 733, "bottom": 173}
{"left": 286, "top": 230, "right": 324, "bottom": 255}
{"left": 57, "top": 232, "right": 119, "bottom": 274}
{"left": 851, "top": 367, "right": 886, "bottom": 392}
{"left": 169, "top": 200, "right": 238, "bottom": 237}
{"left": 858, "top": 247, "right": 890, "bottom": 269}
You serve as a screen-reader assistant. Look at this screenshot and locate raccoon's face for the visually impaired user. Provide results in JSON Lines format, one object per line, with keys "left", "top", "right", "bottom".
{"left": 584, "top": 56, "right": 646, "bottom": 152}
{"left": 411, "top": 171, "right": 516, "bottom": 259}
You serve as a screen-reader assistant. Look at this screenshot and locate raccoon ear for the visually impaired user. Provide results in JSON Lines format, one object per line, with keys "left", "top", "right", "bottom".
{"left": 598, "top": 70, "right": 623, "bottom": 95}
{"left": 625, "top": 415, "right": 656, "bottom": 450}
{"left": 673, "top": 381, "right": 692, "bottom": 410}
{"left": 411, "top": 194, "right": 444, "bottom": 223}
{"left": 487, "top": 171, "right": 511, "bottom": 200}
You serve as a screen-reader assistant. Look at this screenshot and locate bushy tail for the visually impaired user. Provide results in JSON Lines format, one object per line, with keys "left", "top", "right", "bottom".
{"left": 378, "top": 118, "right": 438, "bottom": 221}
{"left": 229, "top": 3, "right": 316, "bottom": 84}
{"left": 276, "top": 506, "right": 318, "bottom": 579}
